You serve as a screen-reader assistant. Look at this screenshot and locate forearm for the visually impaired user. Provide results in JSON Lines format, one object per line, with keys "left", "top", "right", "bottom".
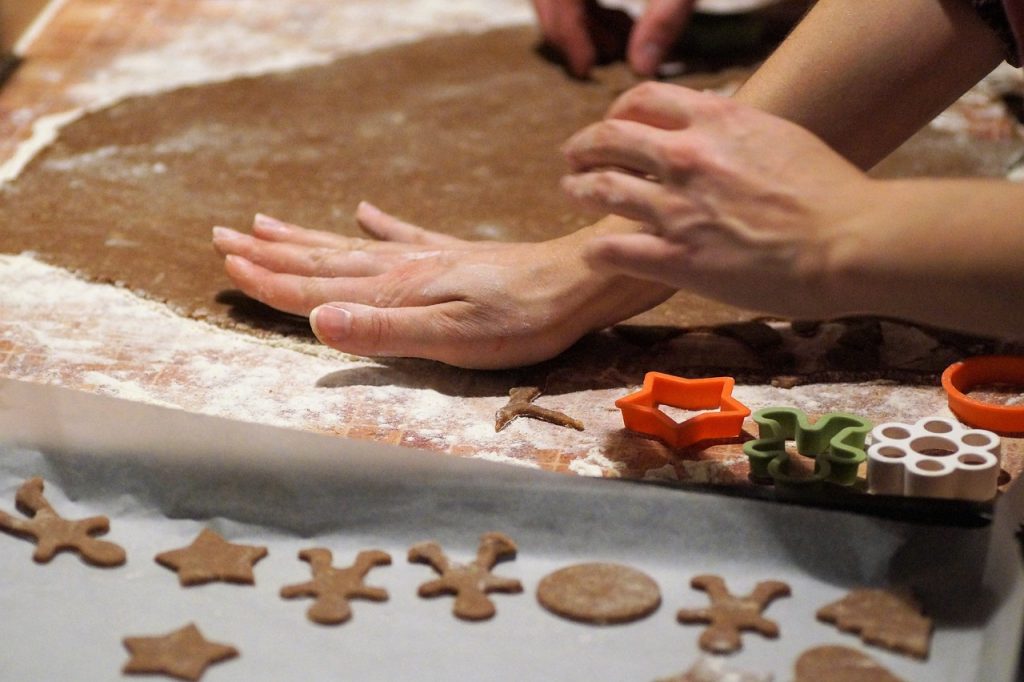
{"left": 734, "top": 0, "right": 1006, "bottom": 169}
{"left": 827, "top": 178, "right": 1024, "bottom": 338}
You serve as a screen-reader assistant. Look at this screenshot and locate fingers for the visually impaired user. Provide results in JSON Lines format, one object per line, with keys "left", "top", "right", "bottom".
{"left": 533, "top": 0, "right": 596, "bottom": 78}
{"left": 223, "top": 254, "right": 437, "bottom": 316}
{"left": 214, "top": 227, "right": 397, "bottom": 277}
{"left": 628, "top": 0, "right": 696, "bottom": 76}
{"left": 561, "top": 172, "right": 672, "bottom": 225}
{"left": 583, "top": 232, "right": 692, "bottom": 287}
{"left": 251, "top": 214, "right": 355, "bottom": 248}
{"left": 605, "top": 81, "right": 707, "bottom": 129}
{"left": 562, "top": 119, "right": 668, "bottom": 177}
{"left": 355, "top": 201, "right": 463, "bottom": 246}
{"left": 310, "top": 301, "right": 521, "bottom": 369}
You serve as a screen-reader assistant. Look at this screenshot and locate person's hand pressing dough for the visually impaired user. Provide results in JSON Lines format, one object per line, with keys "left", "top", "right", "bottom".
{"left": 561, "top": 82, "right": 876, "bottom": 319}
{"left": 213, "top": 204, "right": 673, "bottom": 368}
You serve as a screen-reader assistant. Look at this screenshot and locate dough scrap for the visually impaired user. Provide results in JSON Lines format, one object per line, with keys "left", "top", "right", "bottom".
{"left": 495, "top": 386, "right": 584, "bottom": 432}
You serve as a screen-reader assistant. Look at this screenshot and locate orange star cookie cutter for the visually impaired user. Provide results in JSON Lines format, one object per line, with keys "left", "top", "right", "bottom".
{"left": 615, "top": 372, "right": 750, "bottom": 448}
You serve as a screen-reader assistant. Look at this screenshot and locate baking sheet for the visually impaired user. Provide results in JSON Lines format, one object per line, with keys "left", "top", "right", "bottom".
{"left": 0, "top": 377, "right": 1021, "bottom": 681}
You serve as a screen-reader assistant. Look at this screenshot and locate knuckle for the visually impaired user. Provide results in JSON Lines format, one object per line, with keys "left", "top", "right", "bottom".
{"left": 610, "top": 82, "right": 660, "bottom": 118}
{"left": 658, "top": 136, "right": 700, "bottom": 171}
{"left": 363, "top": 312, "right": 392, "bottom": 348}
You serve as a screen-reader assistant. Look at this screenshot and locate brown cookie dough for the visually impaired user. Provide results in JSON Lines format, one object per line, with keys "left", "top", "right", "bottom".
{"left": 0, "top": 27, "right": 759, "bottom": 339}
{"left": 794, "top": 645, "right": 906, "bottom": 682}
{"left": 122, "top": 622, "right": 238, "bottom": 681}
{"left": 408, "top": 532, "right": 523, "bottom": 620}
{"left": 280, "top": 547, "right": 391, "bottom": 625}
{"left": 817, "top": 588, "right": 932, "bottom": 659}
{"left": 0, "top": 477, "right": 125, "bottom": 567}
{"left": 676, "top": 574, "right": 791, "bottom": 654}
{"left": 536, "top": 562, "right": 661, "bottom": 624}
{"left": 495, "top": 387, "right": 584, "bottom": 432}
{"left": 155, "top": 528, "right": 268, "bottom": 586}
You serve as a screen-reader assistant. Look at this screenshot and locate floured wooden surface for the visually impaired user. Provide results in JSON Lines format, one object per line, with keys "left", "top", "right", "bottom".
{"left": 0, "top": 0, "right": 1022, "bottom": 489}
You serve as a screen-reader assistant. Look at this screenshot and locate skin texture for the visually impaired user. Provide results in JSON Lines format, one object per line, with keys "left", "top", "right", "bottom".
{"left": 214, "top": 0, "right": 1024, "bottom": 367}
{"left": 213, "top": 207, "right": 673, "bottom": 368}
{"left": 532, "top": 0, "right": 696, "bottom": 77}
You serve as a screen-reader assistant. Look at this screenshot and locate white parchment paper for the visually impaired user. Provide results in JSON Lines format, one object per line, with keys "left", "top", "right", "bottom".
{"left": 0, "top": 378, "right": 1020, "bottom": 681}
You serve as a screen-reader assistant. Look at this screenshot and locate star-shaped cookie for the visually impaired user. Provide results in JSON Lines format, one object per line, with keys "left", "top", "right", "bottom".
{"left": 155, "top": 528, "right": 267, "bottom": 586}
{"left": 122, "top": 622, "right": 238, "bottom": 681}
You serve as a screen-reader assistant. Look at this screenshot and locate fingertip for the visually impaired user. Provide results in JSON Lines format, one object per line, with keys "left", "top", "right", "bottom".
{"left": 628, "top": 41, "right": 663, "bottom": 78}
{"left": 224, "top": 254, "right": 264, "bottom": 279}
{"left": 310, "top": 303, "right": 353, "bottom": 343}
{"left": 253, "top": 213, "right": 292, "bottom": 239}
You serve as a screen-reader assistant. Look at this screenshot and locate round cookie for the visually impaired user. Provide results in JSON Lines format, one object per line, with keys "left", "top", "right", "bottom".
{"left": 536, "top": 562, "right": 661, "bottom": 624}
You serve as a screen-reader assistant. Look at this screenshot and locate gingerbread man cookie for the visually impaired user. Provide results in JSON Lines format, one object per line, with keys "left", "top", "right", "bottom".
{"left": 409, "top": 532, "right": 523, "bottom": 620}
{"left": 676, "top": 574, "right": 791, "bottom": 654}
{"left": 280, "top": 547, "right": 391, "bottom": 624}
{"left": 0, "top": 477, "right": 125, "bottom": 567}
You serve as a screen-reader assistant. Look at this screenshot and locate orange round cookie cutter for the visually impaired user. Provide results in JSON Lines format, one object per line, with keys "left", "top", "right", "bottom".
{"left": 941, "top": 355, "right": 1024, "bottom": 434}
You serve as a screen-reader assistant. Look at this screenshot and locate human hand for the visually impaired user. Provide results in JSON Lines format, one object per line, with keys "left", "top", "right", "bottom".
{"left": 561, "top": 82, "right": 877, "bottom": 318}
{"left": 532, "top": 0, "right": 696, "bottom": 78}
{"left": 212, "top": 204, "right": 673, "bottom": 368}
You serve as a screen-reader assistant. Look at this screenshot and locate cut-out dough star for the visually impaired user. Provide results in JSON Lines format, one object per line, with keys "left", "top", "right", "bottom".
{"left": 409, "top": 532, "right": 523, "bottom": 620}
{"left": 495, "top": 387, "right": 584, "bottom": 432}
{"left": 615, "top": 373, "right": 750, "bottom": 448}
{"left": 155, "top": 528, "right": 267, "bottom": 586}
{"left": 0, "top": 477, "right": 125, "bottom": 567}
{"left": 280, "top": 547, "right": 392, "bottom": 624}
{"left": 122, "top": 622, "right": 238, "bottom": 681}
{"left": 676, "top": 574, "right": 791, "bottom": 654}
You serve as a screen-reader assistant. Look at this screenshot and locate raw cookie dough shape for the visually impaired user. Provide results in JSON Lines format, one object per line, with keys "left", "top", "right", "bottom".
{"left": 794, "top": 645, "right": 906, "bottom": 682}
{"left": 155, "top": 528, "right": 268, "bottom": 586}
{"left": 494, "top": 386, "right": 584, "bottom": 432}
{"left": 742, "top": 407, "right": 872, "bottom": 486}
{"left": 122, "top": 622, "right": 238, "bottom": 681}
{"left": 614, "top": 372, "right": 750, "bottom": 448}
{"left": 867, "top": 417, "right": 1001, "bottom": 501}
{"left": 0, "top": 477, "right": 126, "bottom": 567}
{"left": 280, "top": 547, "right": 392, "bottom": 625}
{"left": 408, "top": 532, "right": 523, "bottom": 620}
{"left": 816, "top": 588, "right": 932, "bottom": 659}
{"left": 675, "top": 574, "right": 791, "bottom": 654}
{"left": 536, "top": 562, "right": 661, "bottom": 625}
{"left": 0, "top": 27, "right": 761, "bottom": 338}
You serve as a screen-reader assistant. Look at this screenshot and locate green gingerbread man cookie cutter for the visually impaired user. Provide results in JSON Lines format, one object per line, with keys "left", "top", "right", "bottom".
{"left": 743, "top": 408, "right": 872, "bottom": 487}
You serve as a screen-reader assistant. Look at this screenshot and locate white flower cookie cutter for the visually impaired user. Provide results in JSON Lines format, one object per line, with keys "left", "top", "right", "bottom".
{"left": 867, "top": 417, "right": 1001, "bottom": 501}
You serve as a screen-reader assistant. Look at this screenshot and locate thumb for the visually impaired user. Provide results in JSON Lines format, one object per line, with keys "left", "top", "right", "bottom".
{"left": 310, "top": 301, "right": 516, "bottom": 368}
{"left": 628, "top": 0, "right": 695, "bottom": 76}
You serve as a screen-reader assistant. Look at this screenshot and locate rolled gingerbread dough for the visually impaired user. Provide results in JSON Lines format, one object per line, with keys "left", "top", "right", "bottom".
{"left": 0, "top": 27, "right": 1018, "bottom": 342}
